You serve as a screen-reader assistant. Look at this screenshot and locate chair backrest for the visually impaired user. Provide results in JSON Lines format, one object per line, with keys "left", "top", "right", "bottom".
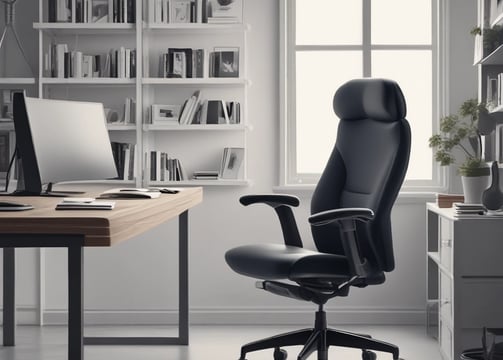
{"left": 311, "top": 78, "right": 411, "bottom": 273}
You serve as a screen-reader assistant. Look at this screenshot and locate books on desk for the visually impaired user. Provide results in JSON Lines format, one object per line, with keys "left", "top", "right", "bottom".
{"left": 56, "top": 198, "right": 115, "bottom": 210}
{"left": 453, "top": 203, "right": 485, "bottom": 217}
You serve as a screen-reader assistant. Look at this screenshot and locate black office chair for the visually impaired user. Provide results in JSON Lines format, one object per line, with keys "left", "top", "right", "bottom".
{"left": 225, "top": 78, "right": 411, "bottom": 360}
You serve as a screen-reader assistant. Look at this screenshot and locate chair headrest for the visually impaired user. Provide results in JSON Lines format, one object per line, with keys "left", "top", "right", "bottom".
{"left": 333, "top": 78, "right": 407, "bottom": 122}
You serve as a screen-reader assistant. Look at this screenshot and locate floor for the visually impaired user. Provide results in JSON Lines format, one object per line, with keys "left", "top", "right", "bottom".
{"left": 0, "top": 325, "right": 441, "bottom": 360}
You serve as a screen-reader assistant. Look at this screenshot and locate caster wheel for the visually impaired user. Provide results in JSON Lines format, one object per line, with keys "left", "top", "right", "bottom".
{"left": 274, "top": 347, "right": 288, "bottom": 360}
{"left": 362, "top": 350, "right": 377, "bottom": 360}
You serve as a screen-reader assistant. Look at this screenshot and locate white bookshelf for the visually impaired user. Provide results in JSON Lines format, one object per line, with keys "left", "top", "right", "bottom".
{"left": 33, "top": 22, "right": 135, "bottom": 35}
{"left": 35, "top": 0, "right": 249, "bottom": 187}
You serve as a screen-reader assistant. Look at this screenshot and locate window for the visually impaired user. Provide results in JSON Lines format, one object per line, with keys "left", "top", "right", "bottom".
{"left": 280, "top": 0, "right": 445, "bottom": 191}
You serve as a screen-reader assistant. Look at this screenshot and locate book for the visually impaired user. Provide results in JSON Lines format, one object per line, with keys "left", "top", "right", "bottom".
{"left": 98, "top": 188, "right": 161, "bottom": 199}
{"left": 193, "top": 170, "right": 219, "bottom": 180}
{"left": 436, "top": 193, "right": 464, "bottom": 208}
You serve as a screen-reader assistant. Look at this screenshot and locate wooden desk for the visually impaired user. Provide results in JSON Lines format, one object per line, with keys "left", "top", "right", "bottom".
{"left": 0, "top": 187, "right": 202, "bottom": 360}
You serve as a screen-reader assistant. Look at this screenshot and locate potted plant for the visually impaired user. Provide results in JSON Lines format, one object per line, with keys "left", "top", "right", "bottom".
{"left": 429, "top": 99, "right": 490, "bottom": 203}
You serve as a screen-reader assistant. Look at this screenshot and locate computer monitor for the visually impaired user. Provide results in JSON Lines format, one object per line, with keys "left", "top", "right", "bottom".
{"left": 11, "top": 93, "right": 118, "bottom": 196}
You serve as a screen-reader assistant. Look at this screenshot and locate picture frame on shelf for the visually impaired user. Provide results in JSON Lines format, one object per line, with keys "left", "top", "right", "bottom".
{"left": 171, "top": 0, "right": 191, "bottom": 23}
{"left": 92, "top": 0, "right": 109, "bottom": 23}
{"left": 152, "top": 104, "right": 181, "bottom": 124}
{"left": 207, "top": 0, "right": 243, "bottom": 23}
{"left": 220, "top": 147, "right": 244, "bottom": 179}
{"left": 212, "top": 47, "right": 239, "bottom": 78}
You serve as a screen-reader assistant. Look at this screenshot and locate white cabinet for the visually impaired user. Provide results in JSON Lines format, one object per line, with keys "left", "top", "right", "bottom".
{"left": 427, "top": 203, "right": 503, "bottom": 360}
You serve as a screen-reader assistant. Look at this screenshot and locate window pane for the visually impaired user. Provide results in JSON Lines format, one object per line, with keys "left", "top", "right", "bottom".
{"left": 372, "top": 50, "right": 433, "bottom": 181}
{"left": 295, "top": 51, "right": 363, "bottom": 174}
{"left": 371, "top": 0, "right": 431, "bottom": 45}
{"left": 296, "top": 0, "right": 362, "bottom": 45}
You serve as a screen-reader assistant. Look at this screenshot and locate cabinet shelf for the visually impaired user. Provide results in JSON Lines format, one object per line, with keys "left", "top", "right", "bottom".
{"left": 0, "top": 78, "right": 36, "bottom": 84}
{"left": 149, "top": 179, "right": 250, "bottom": 186}
{"left": 0, "top": 121, "right": 14, "bottom": 130}
{"left": 489, "top": 104, "right": 503, "bottom": 113}
{"left": 142, "top": 77, "right": 247, "bottom": 86}
{"left": 145, "top": 23, "right": 248, "bottom": 33}
{"left": 476, "top": 44, "right": 503, "bottom": 65}
{"left": 41, "top": 77, "right": 136, "bottom": 85}
{"left": 107, "top": 124, "right": 137, "bottom": 131}
{"left": 33, "top": 22, "right": 135, "bottom": 35}
{"left": 144, "top": 124, "right": 246, "bottom": 131}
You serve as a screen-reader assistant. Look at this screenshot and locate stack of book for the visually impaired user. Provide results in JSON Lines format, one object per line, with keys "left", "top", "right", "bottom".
{"left": 158, "top": 48, "right": 204, "bottom": 78}
{"left": 453, "top": 203, "right": 485, "bottom": 218}
{"left": 47, "top": 44, "right": 136, "bottom": 79}
{"left": 193, "top": 170, "right": 219, "bottom": 180}
{"left": 436, "top": 193, "right": 464, "bottom": 208}
{"left": 48, "top": 0, "right": 136, "bottom": 24}
{"left": 145, "top": 151, "right": 187, "bottom": 182}
{"left": 110, "top": 142, "right": 136, "bottom": 180}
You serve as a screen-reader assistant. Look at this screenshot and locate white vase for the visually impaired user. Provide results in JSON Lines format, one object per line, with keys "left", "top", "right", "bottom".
{"left": 461, "top": 175, "right": 491, "bottom": 204}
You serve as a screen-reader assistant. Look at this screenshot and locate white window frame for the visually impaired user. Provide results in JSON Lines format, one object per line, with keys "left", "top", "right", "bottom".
{"left": 279, "top": 0, "right": 448, "bottom": 193}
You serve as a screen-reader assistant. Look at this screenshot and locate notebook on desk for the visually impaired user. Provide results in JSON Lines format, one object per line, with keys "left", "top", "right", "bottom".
{"left": 97, "top": 188, "right": 162, "bottom": 199}
{"left": 56, "top": 198, "right": 115, "bottom": 210}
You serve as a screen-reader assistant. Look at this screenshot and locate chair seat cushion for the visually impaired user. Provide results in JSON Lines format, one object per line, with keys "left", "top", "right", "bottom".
{"left": 225, "top": 244, "right": 350, "bottom": 282}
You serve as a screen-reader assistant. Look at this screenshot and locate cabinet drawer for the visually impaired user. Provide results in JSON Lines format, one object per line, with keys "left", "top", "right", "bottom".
{"left": 440, "top": 320, "right": 453, "bottom": 360}
{"left": 460, "top": 278, "right": 503, "bottom": 327}
{"left": 440, "top": 271, "right": 453, "bottom": 324}
{"left": 439, "top": 217, "right": 452, "bottom": 270}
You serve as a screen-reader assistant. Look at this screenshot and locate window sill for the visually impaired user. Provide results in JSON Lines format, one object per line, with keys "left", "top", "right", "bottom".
{"left": 272, "top": 185, "right": 437, "bottom": 204}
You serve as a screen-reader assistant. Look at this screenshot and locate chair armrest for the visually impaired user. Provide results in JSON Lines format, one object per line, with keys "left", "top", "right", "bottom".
{"left": 309, "top": 208, "right": 374, "bottom": 278}
{"left": 240, "top": 194, "right": 300, "bottom": 208}
{"left": 309, "top": 208, "right": 374, "bottom": 226}
{"left": 239, "top": 194, "right": 302, "bottom": 247}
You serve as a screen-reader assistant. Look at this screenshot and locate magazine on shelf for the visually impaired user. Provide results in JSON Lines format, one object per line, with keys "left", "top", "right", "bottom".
{"left": 220, "top": 147, "right": 244, "bottom": 179}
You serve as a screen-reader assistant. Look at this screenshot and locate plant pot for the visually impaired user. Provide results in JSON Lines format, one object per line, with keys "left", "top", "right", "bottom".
{"left": 462, "top": 174, "right": 491, "bottom": 204}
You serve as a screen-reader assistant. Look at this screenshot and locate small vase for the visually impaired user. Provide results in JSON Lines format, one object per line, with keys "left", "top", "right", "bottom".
{"left": 462, "top": 174, "right": 490, "bottom": 204}
{"left": 482, "top": 161, "right": 503, "bottom": 211}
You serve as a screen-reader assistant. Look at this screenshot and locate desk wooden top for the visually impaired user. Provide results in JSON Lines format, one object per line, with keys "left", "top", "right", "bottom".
{"left": 0, "top": 187, "right": 203, "bottom": 247}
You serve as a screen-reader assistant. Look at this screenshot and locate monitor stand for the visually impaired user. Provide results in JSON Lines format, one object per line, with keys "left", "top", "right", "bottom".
{"left": 42, "top": 183, "right": 86, "bottom": 197}
{"left": 8, "top": 183, "right": 86, "bottom": 197}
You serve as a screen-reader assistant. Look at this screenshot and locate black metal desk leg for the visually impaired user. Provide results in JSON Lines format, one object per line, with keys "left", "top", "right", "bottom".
{"left": 3, "top": 247, "right": 15, "bottom": 346}
{"left": 68, "top": 244, "right": 83, "bottom": 360}
{"left": 179, "top": 210, "right": 189, "bottom": 345}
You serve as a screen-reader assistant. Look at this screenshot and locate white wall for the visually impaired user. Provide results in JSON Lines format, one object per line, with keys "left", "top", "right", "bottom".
{"left": 0, "top": 0, "right": 478, "bottom": 326}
